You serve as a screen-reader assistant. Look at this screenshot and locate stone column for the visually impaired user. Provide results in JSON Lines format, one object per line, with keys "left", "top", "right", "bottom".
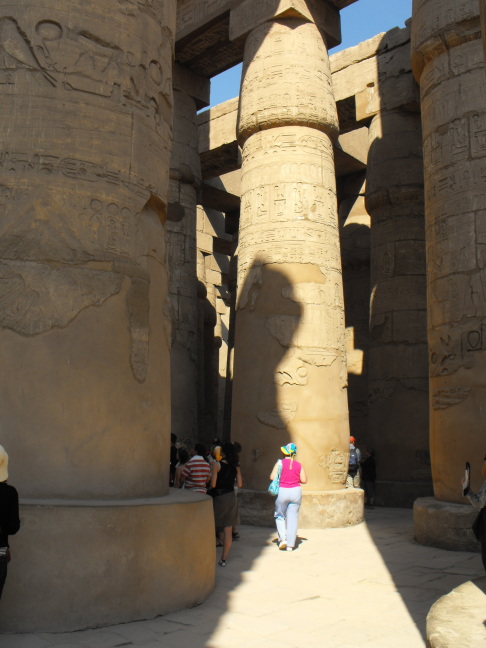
{"left": 412, "top": 0, "right": 486, "bottom": 548}
{"left": 481, "top": 0, "right": 486, "bottom": 62}
{"left": 0, "top": 1, "right": 215, "bottom": 630}
{"left": 366, "top": 110, "right": 430, "bottom": 506}
{"left": 167, "top": 68, "right": 203, "bottom": 449}
{"left": 231, "top": 4, "right": 362, "bottom": 526}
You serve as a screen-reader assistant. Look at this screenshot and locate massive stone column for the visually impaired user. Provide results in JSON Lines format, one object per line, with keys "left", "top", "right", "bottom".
{"left": 481, "top": 0, "right": 486, "bottom": 62}
{"left": 366, "top": 110, "right": 430, "bottom": 506}
{"left": 412, "top": 0, "right": 486, "bottom": 548}
{"left": 0, "top": 1, "right": 214, "bottom": 631}
{"left": 231, "top": 4, "right": 362, "bottom": 526}
{"left": 167, "top": 67, "right": 204, "bottom": 448}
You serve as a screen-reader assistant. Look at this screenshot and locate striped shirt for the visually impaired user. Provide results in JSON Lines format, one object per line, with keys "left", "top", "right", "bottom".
{"left": 467, "top": 481, "right": 486, "bottom": 509}
{"left": 181, "top": 455, "right": 210, "bottom": 493}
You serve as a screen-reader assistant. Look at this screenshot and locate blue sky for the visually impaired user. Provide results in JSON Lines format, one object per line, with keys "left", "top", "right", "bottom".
{"left": 209, "top": 0, "right": 412, "bottom": 107}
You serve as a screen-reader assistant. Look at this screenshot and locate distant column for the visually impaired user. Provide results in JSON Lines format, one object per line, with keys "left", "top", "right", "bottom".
{"left": 481, "top": 0, "right": 486, "bottom": 62}
{"left": 168, "top": 66, "right": 206, "bottom": 448}
{"left": 366, "top": 109, "right": 429, "bottom": 506}
{"left": 231, "top": 5, "right": 358, "bottom": 525}
{"left": 411, "top": 1, "right": 485, "bottom": 506}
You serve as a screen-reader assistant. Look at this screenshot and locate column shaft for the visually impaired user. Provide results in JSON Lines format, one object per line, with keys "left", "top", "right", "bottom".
{"left": 412, "top": 0, "right": 485, "bottom": 502}
{"left": 232, "top": 17, "right": 350, "bottom": 493}
{"left": 168, "top": 87, "right": 200, "bottom": 448}
{"left": 366, "top": 110, "right": 430, "bottom": 505}
{"left": 0, "top": 1, "right": 217, "bottom": 630}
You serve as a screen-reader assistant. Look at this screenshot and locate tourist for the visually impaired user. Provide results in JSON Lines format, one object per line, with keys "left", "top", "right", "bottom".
{"left": 232, "top": 441, "right": 242, "bottom": 541}
{"left": 209, "top": 444, "right": 223, "bottom": 467}
{"left": 270, "top": 443, "right": 307, "bottom": 552}
{"left": 169, "top": 433, "right": 178, "bottom": 486}
{"left": 361, "top": 448, "right": 376, "bottom": 508}
{"left": 346, "top": 436, "right": 361, "bottom": 488}
{"left": 173, "top": 447, "right": 190, "bottom": 488}
{"left": 210, "top": 442, "right": 242, "bottom": 566}
{"left": 179, "top": 443, "right": 211, "bottom": 493}
{"left": 0, "top": 445, "right": 20, "bottom": 599}
{"left": 462, "top": 455, "right": 486, "bottom": 572}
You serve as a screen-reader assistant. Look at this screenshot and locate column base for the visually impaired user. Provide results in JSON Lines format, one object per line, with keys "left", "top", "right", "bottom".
{"left": 414, "top": 496, "right": 481, "bottom": 552}
{"left": 426, "top": 576, "right": 486, "bottom": 648}
{"left": 374, "top": 480, "right": 433, "bottom": 508}
{"left": 0, "top": 491, "right": 215, "bottom": 632}
{"left": 238, "top": 488, "right": 364, "bottom": 528}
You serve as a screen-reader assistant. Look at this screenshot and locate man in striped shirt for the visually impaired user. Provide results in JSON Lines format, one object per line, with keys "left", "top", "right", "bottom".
{"left": 180, "top": 443, "right": 210, "bottom": 493}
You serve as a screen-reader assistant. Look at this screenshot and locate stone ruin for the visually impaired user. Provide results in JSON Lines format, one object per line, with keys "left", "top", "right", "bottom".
{"left": 0, "top": 0, "right": 485, "bottom": 634}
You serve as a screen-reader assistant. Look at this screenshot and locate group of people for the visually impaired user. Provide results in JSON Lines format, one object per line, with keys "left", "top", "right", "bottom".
{"left": 169, "top": 437, "right": 242, "bottom": 566}
{"left": 0, "top": 437, "right": 485, "bottom": 608}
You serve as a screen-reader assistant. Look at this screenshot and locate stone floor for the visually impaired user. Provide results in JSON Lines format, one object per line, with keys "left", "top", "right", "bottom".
{"left": 2, "top": 508, "right": 485, "bottom": 648}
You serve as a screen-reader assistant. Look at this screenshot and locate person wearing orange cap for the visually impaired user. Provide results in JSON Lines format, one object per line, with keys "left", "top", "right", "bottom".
{"left": 269, "top": 443, "right": 307, "bottom": 552}
{"left": 346, "top": 436, "right": 361, "bottom": 488}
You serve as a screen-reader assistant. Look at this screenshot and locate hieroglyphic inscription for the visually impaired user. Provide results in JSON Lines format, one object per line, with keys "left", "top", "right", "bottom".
{"left": 424, "top": 112, "right": 486, "bottom": 173}
{"left": 237, "top": 239, "right": 342, "bottom": 282}
{"left": 0, "top": 14, "right": 173, "bottom": 131}
{"left": 240, "top": 183, "right": 336, "bottom": 227}
{"left": 267, "top": 305, "right": 343, "bottom": 352}
{"left": 432, "top": 386, "right": 471, "bottom": 409}
{"left": 429, "top": 323, "right": 486, "bottom": 376}
{"left": 88, "top": 200, "right": 139, "bottom": 259}
{"left": 176, "top": 0, "right": 231, "bottom": 35}
{"left": 322, "top": 450, "right": 347, "bottom": 484}
{"left": 412, "top": 0, "right": 478, "bottom": 51}
{"left": 237, "top": 19, "right": 338, "bottom": 143}
{"left": 0, "top": 260, "right": 123, "bottom": 336}
{"left": 257, "top": 401, "right": 297, "bottom": 429}
{"left": 0, "top": 151, "right": 153, "bottom": 198}
{"left": 118, "top": 0, "right": 172, "bottom": 23}
{"left": 127, "top": 277, "right": 150, "bottom": 382}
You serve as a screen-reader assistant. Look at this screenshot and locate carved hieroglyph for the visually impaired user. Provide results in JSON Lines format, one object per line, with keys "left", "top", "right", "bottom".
{"left": 366, "top": 110, "right": 429, "bottom": 489}
{"left": 232, "top": 17, "right": 350, "bottom": 491}
{"left": 412, "top": 0, "right": 485, "bottom": 502}
{"left": 0, "top": 0, "right": 175, "bottom": 498}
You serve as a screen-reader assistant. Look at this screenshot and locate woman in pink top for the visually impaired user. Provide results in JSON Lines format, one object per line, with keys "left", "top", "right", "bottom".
{"left": 269, "top": 443, "right": 307, "bottom": 551}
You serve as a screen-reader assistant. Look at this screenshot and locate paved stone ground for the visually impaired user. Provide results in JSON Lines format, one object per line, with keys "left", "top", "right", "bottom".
{"left": 2, "top": 508, "right": 484, "bottom": 648}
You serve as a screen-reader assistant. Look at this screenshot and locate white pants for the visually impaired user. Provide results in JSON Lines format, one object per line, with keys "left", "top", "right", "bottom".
{"left": 274, "top": 486, "right": 302, "bottom": 548}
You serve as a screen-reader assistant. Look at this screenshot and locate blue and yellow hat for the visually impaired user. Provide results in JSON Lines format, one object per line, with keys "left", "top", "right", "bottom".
{"left": 281, "top": 443, "right": 297, "bottom": 456}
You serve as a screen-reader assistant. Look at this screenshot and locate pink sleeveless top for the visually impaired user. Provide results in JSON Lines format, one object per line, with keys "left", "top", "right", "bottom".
{"left": 279, "top": 458, "right": 302, "bottom": 488}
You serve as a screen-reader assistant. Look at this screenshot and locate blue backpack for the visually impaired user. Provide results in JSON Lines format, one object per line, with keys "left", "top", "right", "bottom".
{"left": 349, "top": 448, "right": 359, "bottom": 473}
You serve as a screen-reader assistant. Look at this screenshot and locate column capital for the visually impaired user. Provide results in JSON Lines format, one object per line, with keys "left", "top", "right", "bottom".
{"left": 230, "top": 0, "right": 341, "bottom": 48}
{"left": 411, "top": 0, "right": 481, "bottom": 82}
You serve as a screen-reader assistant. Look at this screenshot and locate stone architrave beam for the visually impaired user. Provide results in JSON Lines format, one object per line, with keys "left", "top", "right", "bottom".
{"left": 173, "top": 63, "right": 210, "bottom": 110}
{"left": 230, "top": 0, "right": 341, "bottom": 47}
{"left": 176, "top": 0, "right": 236, "bottom": 42}
{"left": 330, "top": 24, "right": 418, "bottom": 122}
{"left": 198, "top": 97, "right": 368, "bottom": 181}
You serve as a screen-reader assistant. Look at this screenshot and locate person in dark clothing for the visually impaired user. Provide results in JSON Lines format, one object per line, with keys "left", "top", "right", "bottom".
{"left": 0, "top": 445, "right": 20, "bottom": 598}
{"left": 361, "top": 448, "right": 376, "bottom": 509}
{"left": 169, "top": 433, "right": 178, "bottom": 486}
{"left": 210, "top": 442, "right": 242, "bottom": 567}
{"left": 462, "top": 455, "right": 486, "bottom": 572}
